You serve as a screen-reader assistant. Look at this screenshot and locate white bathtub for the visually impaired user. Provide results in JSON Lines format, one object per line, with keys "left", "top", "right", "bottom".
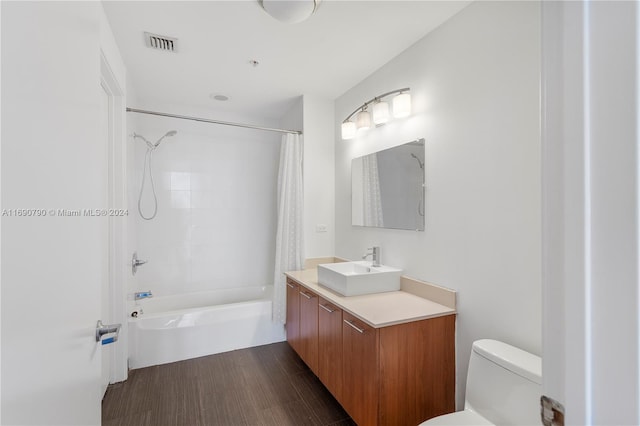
{"left": 128, "top": 286, "right": 285, "bottom": 369}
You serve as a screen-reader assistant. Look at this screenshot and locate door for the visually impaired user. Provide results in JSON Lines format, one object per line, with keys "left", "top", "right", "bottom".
{"left": 342, "top": 312, "right": 379, "bottom": 426}
{"left": 286, "top": 279, "right": 301, "bottom": 353}
{"left": 1, "top": 2, "right": 105, "bottom": 424}
{"left": 541, "top": 1, "right": 640, "bottom": 424}
{"left": 318, "top": 297, "right": 343, "bottom": 401}
{"left": 298, "top": 287, "right": 319, "bottom": 374}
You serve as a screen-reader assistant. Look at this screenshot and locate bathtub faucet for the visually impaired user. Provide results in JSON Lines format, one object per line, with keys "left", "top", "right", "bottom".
{"left": 135, "top": 291, "right": 153, "bottom": 300}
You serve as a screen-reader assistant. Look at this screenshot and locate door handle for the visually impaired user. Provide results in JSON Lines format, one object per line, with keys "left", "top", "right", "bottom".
{"left": 300, "top": 291, "right": 314, "bottom": 300}
{"left": 320, "top": 304, "right": 336, "bottom": 313}
{"left": 96, "top": 320, "right": 121, "bottom": 345}
{"left": 344, "top": 319, "right": 365, "bottom": 334}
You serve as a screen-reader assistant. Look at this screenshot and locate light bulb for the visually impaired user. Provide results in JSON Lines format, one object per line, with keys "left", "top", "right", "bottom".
{"left": 372, "top": 101, "right": 390, "bottom": 124}
{"left": 341, "top": 121, "right": 357, "bottom": 140}
{"left": 356, "top": 109, "right": 371, "bottom": 130}
{"left": 393, "top": 92, "right": 411, "bottom": 118}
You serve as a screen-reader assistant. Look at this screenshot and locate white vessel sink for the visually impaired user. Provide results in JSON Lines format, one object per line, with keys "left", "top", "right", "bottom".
{"left": 317, "top": 261, "right": 402, "bottom": 296}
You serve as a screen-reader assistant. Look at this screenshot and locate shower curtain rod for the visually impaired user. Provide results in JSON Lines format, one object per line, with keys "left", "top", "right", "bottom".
{"left": 126, "top": 107, "right": 302, "bottom": 135}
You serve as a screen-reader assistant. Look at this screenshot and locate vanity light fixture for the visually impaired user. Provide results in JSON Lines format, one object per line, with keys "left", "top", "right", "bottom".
{"left": 356, "top": 107, "right": 371, "bottom": 131}
{"left": 341, "top": 88, "right": 411, "bottom": 140}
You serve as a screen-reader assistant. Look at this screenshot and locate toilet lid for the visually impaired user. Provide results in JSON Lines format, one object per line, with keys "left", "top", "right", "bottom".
{"left": 419, "top": 410, "right": 494, "bottom": 426}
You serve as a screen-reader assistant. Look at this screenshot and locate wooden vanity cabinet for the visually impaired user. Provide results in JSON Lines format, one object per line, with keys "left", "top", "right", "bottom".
{"left": 286, "top": 278, "right": 319, "bottom": 374}
{"left": 318, "top": 297, "right": 343, "bottom": 401}
{"left": 285, "top": 276, "right": 456, "bottom": 426}
{"left": 341, "top": 313, "right": 456, "bottom": 426}
{"left": 298, "top": 287, "right": 319, "bottom": 374}
{"left": 285, "top": 279, "right": 301, "bottom": 353}
{"left": 342, "top": 312, "right": 380, "bottom": 426}
{"left": 377, "top": 314, "right": 456, "bottom": 425}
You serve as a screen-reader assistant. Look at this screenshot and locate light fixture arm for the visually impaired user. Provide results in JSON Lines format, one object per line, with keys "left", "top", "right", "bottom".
{"left": 342, "top": 87, "right": 410, "bottom": 123}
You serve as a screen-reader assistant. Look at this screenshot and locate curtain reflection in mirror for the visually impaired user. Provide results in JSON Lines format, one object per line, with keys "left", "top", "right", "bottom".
{"left": 362, "top": 154, "right": 384, "bottom": 227}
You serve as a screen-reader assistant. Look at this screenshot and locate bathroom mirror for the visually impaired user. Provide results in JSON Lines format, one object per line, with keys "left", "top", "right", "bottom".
{"left": 352, "top": 138, "right": 425, "bottom": 231}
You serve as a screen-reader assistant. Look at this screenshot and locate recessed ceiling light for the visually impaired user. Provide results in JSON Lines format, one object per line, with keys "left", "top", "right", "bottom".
{"left": 210, "top": 94, "right": 229, "bottom": 101}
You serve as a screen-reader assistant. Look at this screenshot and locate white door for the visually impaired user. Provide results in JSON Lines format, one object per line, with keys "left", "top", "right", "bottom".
{"left": 541, "top": 1, "right": 640, "bottom": 424}
{"left": 1, "top": 2, "right": 105, "bottom": 424}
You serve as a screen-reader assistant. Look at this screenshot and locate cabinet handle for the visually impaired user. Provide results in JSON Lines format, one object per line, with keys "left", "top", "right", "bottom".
{"left": 320, "top": 304, "right": 336, "bottom": 313}
{"left": 300, "top": 291, "right": 314, "bottom": 300}
{"left": 286, "top": 282, "right": 295, "bottom": 289}
{"left": 344, "top": 319, "right": 365, "bottom": 334}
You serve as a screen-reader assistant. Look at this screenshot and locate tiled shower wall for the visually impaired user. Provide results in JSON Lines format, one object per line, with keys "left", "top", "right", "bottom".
{"left": 130, "top": 111, "right": 281, "bottom": 296}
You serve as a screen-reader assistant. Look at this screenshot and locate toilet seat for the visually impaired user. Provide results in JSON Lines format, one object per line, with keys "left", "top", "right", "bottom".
{"left": 419, "top": 409, "right": 495, "bottom": 426}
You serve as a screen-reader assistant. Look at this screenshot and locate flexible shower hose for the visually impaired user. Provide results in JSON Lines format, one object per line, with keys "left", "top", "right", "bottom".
{"left": 138, "top": 147, "right": 158, "bottom": 220}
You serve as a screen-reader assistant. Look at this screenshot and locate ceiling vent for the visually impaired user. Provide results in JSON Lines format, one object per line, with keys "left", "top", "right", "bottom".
{"left": 144, "top": 32, "right": 177, "bottom": 52}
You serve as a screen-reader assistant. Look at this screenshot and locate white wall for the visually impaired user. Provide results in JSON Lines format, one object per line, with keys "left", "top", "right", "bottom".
{"left": 280, "top": 95, "right": 335, "bottom": 259}
{"left": 303, "top": 96, "right": 335, "bottom": 257}
{"left": 130, "top": 103, "right": 281, "bottom": 297}
{"left": 334, "top": 1, "right": 541, "bottom": 408}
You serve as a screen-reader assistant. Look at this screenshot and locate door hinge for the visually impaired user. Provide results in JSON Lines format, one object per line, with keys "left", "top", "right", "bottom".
{"left": 541, "top": 395, "right": 565, "bottom": 426}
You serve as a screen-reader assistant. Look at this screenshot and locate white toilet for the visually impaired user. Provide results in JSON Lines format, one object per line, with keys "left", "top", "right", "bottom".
{"left": 420, "top": 339, "right": 542, "bottom": 426}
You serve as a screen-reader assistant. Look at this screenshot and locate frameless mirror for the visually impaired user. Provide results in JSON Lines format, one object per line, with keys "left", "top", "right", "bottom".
{"left": 351, "top": 138, "right": 425, "bottom": 231}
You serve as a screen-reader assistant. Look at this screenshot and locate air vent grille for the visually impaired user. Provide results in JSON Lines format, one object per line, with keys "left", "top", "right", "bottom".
{"left": 144, "top": 32, "right": 177, "bottom": 52}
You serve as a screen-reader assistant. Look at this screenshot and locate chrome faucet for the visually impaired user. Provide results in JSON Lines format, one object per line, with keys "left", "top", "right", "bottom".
{"left": 362, "top": 246, "right": 381, "bottom": 267}
{"left": 134, "top": 291, "right": 153, "bottom": 300}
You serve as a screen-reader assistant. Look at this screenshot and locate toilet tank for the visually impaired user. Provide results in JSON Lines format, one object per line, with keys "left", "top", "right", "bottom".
{"left": 465, "top": 339, "right": 542, "bottom": 425}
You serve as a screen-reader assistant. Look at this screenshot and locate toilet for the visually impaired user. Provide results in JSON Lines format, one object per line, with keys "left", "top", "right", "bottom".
{"left": 420, "top": 339, "right": 542, "bottom": 426}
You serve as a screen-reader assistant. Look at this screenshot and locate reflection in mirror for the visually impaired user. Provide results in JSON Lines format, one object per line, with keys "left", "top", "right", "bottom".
{"left": 352, "top": 138, "right": 425, "bottom": 231}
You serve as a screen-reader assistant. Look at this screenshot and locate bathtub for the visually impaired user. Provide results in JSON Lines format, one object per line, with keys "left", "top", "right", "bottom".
{"left": 128, "top": 285, "right": 285, "bottom": 369}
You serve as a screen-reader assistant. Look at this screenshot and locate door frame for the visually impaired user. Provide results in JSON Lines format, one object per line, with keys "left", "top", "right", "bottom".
{"left": 541, "top": 1, "right": 639, "bottom": 423}
{"left": 100, "top": 50, "right": 128, "bottom": 384}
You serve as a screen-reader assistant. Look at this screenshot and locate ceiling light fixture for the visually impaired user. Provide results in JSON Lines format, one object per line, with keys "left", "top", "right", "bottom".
{"left": 341, "top": 88, "right": 411, "bottom": 140}
{"left": 258, "top": 0, "right": 322, "bottom": 24}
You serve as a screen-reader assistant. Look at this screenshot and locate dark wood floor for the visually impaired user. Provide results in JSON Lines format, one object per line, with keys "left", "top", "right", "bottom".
{"left": 102, "top": 342, "right": 355, "bottom": 426}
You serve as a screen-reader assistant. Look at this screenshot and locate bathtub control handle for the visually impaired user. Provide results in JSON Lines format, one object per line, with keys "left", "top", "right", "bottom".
{"left": 132, "top": 252, "right": 147, "bottom": 276}
{"left": 96, "top": 320, "right": 121, "bottom": 345}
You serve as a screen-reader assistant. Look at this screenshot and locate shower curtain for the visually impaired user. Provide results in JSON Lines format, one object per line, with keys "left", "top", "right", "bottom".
{"left": 273, "top": 133, "right": 304, "bottom": 325}
{"left": 363, "top": 153, "right": 384, "bottom": 227}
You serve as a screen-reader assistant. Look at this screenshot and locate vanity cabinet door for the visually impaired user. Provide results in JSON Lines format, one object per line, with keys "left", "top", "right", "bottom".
{"left": 285, "top": 279, "right": 301, "bottom": 354}
{"left": 342, "top": 312, "right": 379, "bottom": 426}
{"left": 298, "top": 287, "right": 319, "bottom": 374}
{"left": 318, "top": 297, "right": 343, "bottom": 401}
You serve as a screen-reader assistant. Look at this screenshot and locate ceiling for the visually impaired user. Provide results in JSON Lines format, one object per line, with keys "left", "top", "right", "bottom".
{"left": 103, "top": 1, "right": 470, "bottom": 121}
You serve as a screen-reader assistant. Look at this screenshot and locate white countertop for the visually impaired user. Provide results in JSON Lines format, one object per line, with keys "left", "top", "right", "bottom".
{"left": 285, "top": 268, "right": 456, "bottom": 328}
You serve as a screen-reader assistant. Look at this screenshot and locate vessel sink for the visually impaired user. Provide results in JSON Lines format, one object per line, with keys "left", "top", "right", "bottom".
{"left": 317, "top": 261, "right": 402, "bottom": 296}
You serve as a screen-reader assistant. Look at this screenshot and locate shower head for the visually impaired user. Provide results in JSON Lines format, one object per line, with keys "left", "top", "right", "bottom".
{"left": 153, "top": 130, "right": 177, "bottom": 147}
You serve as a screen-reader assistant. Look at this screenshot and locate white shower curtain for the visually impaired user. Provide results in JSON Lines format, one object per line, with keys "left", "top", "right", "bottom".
{"left": 273, "top": 133, "right": 304, "bottom": 325}
{"left": 363, "top": 153, "right": 384, "bottom": 227}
